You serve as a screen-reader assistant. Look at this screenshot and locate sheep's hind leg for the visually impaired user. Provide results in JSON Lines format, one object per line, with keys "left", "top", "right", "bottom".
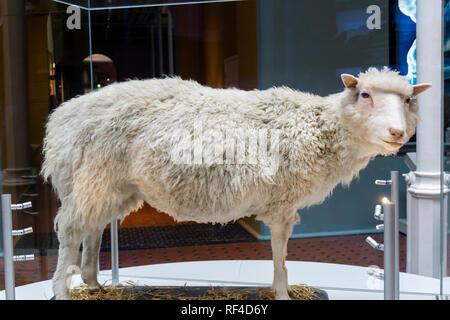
{"left": 269, "top": 221, "right": 294, "bottom": 300}
{"left": 52, "top": 225, "right": 84, "bottom": 300}
{"left": 81, "top": 227, "right": 105, "bottom": 292}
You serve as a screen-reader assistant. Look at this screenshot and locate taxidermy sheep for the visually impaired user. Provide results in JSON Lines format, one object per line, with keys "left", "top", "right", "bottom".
{"left": 42, "top": 67, "right": 431, "bottom": 299}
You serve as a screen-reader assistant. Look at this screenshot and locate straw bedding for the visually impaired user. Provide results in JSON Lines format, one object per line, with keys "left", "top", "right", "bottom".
{"left": 69, "top": 280, "right": 326, "bottom": 300}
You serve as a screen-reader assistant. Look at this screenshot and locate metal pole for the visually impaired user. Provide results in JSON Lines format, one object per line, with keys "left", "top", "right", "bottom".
{"left": 88, "top": 0, "right": 94, "bottom": 92}
{"left": 150, "top": 24, "right": 156, "bottom": 78}
{"left": 157, "top": 9, "right": 163, "bottom": 76}
{"left": 2, "top": 194, "right": 15, "bottom": 300}
{"left": 110, "top": 218, "right": 119, "bottom": 286}
{"left": 167, "top": 9, "right": 174, "bottom": 75}
{"left": 406, "top": 0, "right": 446, "bottom": 279}
{"left": 390, "top": 171, "right": 400, "bottom": 299}
{"left": 416, "top": 1, "right": 442, "bottom": 172}
{"left": 383, "top": 201, "right": 396, "bottom": 300}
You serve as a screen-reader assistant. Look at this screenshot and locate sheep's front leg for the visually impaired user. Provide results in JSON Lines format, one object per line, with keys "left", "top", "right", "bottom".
{"left": 269, "top": 221, "right": 294, "bottom": 300}
{"left": 81, "top": 228, "right": 104, "bottom": 292}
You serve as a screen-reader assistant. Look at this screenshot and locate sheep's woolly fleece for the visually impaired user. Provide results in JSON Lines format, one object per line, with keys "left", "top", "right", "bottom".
{"left": 42, "top": 68, "right": 417, "bottom": 233}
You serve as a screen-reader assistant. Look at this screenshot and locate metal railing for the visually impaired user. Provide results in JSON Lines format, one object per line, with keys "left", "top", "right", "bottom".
{"left": 1, "top": 194, "right": 35, "bottom": 300}
{"left": 366, "top": 171, "right": 400, "bottom": 300}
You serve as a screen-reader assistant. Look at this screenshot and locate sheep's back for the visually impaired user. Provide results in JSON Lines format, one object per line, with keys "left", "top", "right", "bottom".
{"left": 41, "top": 77, "right": 344, "bottom": 225}
{"left": 42, "top": 78, "right": 266, "bottom": 205}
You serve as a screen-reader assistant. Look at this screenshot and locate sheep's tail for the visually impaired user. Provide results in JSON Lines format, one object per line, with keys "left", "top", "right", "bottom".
{"left": 41, "top": 110, "right": 79, "bottom": 233}
{"left": 40, "top": 109, "right": 77, "bottom": 185}
{"left": 41, "top": 110, "right": 57, "bottom": 183}
{"left": 41, "top": 134, "right": 62, "bottom": 185}
{"left": 41, "top": 132, "right": 60, "bottom": 233}
{"left": 40, "top": 138, "right": 52, "bottom": 183}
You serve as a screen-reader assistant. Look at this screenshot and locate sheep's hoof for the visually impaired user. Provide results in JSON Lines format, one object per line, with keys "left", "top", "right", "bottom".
{"left": 55, "top": 293, "right": 72, "bottom": 300}
{"left": 87, "top": 284, "right": 106, "bottom": 294}
{"left": 275, "top": 293, "right": 291, "bottom": 300}
{"left": 273, "top": 288, "right": 291, "bottom": 300}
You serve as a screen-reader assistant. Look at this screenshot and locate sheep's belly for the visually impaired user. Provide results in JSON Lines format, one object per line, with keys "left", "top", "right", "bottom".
{"left": 149, "top": 198, "right": 261, "bottom": 225}
{"left": 299, "top": 180, "right": 340, "bottom": 209}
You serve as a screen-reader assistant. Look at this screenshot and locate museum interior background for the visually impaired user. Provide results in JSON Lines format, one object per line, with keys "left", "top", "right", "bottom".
{"left": 0, "top": 0, "right": 449, "bottom": 290}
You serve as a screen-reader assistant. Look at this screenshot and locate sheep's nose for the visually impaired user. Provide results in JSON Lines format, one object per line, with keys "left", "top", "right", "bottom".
{"left": 388, "top": 128, "right": 404, "bottom": 139}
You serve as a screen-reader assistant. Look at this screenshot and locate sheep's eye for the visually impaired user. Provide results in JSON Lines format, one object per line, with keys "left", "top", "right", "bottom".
{"left": 405, "top": 97, "right": 411, "bottom": 104}
{"left": 361, "top": 92, "right": 370, "bottom": 99}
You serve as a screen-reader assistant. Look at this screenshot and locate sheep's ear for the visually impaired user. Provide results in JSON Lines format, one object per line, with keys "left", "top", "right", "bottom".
{"left": 341, "top": 74, "right": 358, "bottom": 89}
{"left": 413, "top": 83, "right": 432, "bottom": 96}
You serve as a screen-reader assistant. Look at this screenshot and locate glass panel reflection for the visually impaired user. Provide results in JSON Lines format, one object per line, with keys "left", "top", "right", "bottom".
{"left": 52, "top": 0, "right": 241, "bottom": 10}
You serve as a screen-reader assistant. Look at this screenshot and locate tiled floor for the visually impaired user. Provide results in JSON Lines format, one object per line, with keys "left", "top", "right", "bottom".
{"left": 1, "top": 232, "right": 398, "bottom": 290}
{"left": 3, "top": 232, "right": 450, "bottom": 291}
{"left": 96, "top": 233, "right": 391, "bottom": 271}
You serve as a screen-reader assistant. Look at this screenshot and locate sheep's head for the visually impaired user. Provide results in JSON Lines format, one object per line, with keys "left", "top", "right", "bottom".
{"left": 340, "top": 67, "right": 431, "bottom": 155}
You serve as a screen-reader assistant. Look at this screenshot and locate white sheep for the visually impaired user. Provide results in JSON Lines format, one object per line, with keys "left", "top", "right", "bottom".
{"left": 42, "top": 67, "right": 431, "bottom": 300}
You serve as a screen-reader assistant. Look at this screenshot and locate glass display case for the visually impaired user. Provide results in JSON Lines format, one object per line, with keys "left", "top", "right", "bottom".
{"left": 0, "top": 0, "right": 448, "bottom": 300}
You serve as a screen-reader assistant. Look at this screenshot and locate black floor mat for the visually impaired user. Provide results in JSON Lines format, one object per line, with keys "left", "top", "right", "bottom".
{"left": 130, "top": 286, "right": 329, "bottom": 300}
{"left": 58, "top": 285, "right": 329, "bottom": 300}
{"left": 14, "top": 223, "right": 256, "bottom": 255}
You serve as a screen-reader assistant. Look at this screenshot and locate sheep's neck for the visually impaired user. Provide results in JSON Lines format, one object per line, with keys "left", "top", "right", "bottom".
{"left": 329, "top": 96, "right": 376, "bottom": 184}
{"left": 266, "top": 88, "right": 375, "bottom": 187}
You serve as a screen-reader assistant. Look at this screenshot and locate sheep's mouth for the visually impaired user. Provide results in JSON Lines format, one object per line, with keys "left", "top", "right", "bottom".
{"left": 382, "top": 140, "right": 403, "bottom": 148}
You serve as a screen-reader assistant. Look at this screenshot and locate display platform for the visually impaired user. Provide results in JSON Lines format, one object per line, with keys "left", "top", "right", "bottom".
{"left": 1, "top": 260, "right": 449, "bottom": 300}
{"left": 63, "top": 285, "right": 328, "bottom": 300}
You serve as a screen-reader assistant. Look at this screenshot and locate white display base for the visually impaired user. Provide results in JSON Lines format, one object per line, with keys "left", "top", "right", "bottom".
{"left": 1, "top": 260, "right": 449, "bottom": 300}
